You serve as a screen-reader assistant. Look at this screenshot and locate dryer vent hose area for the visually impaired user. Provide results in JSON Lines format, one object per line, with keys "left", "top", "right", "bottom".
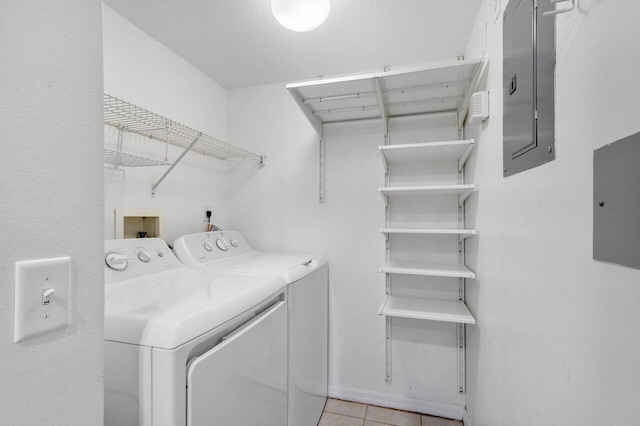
{"left": 205, "top": 210, "right": 221, "bottom": 232}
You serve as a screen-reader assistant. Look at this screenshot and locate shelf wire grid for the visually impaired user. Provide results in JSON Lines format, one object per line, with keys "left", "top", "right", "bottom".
{"left": 104, "top": 149, "right": 171, "bottom": 167}
{"left": 288, "top": 59, "right": 483, "bottom": 126}
{"left": 104, "top": 94, "right": 263, "bottom": 162}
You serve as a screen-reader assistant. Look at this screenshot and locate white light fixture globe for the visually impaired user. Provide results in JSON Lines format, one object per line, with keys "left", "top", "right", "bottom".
{"left": 271, "top": 0, "right": 331, "bottom": 32}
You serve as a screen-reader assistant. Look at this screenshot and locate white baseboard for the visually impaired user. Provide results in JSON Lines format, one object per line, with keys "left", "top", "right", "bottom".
{"left": 462, "top": 407, "right": 472, "bottom": 426}
{"left": 327, "top": 385, "right": 465, "bottom": 421}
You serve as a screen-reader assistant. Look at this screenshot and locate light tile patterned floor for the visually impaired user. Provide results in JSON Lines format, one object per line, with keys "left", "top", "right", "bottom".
{"left": 319, "top": 398, "right": 463, "bottom": 426}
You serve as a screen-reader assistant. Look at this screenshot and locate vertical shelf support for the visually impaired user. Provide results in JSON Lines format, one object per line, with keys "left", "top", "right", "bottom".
{"left": 457, "top": 121, "right": 468, "bottom": 394}
{"left": 457, "top": 323, "right": 466, "bottom": 393}
{"left": 319, "top": 126, "right": 325, "bottom": 203}
{"left": 383, "top": 127, "right": 392, "bottom": 382}
{"left": 151, "top": 133, "right": 201, "bottom": 196}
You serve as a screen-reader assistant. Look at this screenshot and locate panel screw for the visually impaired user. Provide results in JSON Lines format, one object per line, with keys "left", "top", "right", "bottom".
{"left": 503, "top": 167, "right": 507, "bottom": 172}
{"left": 548, "top": 146, "right": 553, "bottom": 153}
{"left": 44, "top": 313, "right": 48, "bottom": 319}
{"left": 44, "top": 276, "right": 49, "bottom": 280}
{"left": 599, "top": 201, "right": 605, "bottom": 207}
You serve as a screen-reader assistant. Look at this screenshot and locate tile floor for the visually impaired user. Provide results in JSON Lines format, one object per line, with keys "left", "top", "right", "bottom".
{"left": 319, "top": 398, "right": 463, "bottom": 426}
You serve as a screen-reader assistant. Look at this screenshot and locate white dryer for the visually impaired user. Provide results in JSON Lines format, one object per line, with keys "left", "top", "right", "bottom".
{"left": 104, "top": 238, "right": 288, "bottom": 426}
{"left": 173, "top": 231, "right": 329, "bottom": 426}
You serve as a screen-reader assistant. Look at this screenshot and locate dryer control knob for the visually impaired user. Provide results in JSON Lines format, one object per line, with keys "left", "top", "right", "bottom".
{"left": 216, "top": 239, "right": 229, "bottom": 251}
{"left": 204, "top": 242, "right": 214, "bottom": 251}
{"left": 138, "top": 251, "right": 151, "bottom": 262}
{"left": 105, "top": 253, "right": 128, "bottom": 270}
{"left": 229, "top": 239, "right": 238, "bottom": 247}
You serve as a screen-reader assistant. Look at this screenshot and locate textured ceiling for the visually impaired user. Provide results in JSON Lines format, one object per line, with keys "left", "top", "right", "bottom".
{"left": 103, "top": 0, "right": 482, "bottom": 89}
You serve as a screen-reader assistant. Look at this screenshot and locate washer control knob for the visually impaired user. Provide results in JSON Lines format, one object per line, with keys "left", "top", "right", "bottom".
{"left": 138, "top": 251, "right": 151, "bottom": 262}
{"left": 216, "top": 239, "right": 229, "bottom": 251}
{"left": 105, "top": 253, "right": 128, "bottom": 270}
{"left": 204, "top": 242, "right": 214, "bottom": 251}
{"left": 229, "top": 239, "right": 238, "bottom": 247}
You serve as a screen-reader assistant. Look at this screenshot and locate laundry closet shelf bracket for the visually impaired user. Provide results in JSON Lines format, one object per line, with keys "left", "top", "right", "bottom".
{"left": 151, "top": 133, "right": 201, "bottom": 196}
{"left": 373, "top": 76, "right": 388, "bottom": 137}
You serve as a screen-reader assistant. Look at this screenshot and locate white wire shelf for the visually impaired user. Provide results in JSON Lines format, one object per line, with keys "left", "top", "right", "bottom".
{"left": 287, "top": 58, "right": 484, "bottom": 136}
{"left": 104, "top": 149, "right": 171, "bottom": 168}
{"left": 104, "top": 94, "right": 264, "bottom": 163}
{"left": 380, "top": 260, "right": 475, "bottom": 279}
{"left": 378, "top": 295, "right": 475, "bottom": 324}
{"left": 379, "top": 139, "right": 475, "bottom": 172}
{"left": 380, "top": 228, "right": 476, "bottom": 239}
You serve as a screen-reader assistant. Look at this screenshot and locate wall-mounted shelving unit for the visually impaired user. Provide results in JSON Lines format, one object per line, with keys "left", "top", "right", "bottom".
{"left": 287, "top": 58, "right": 484, "bottom": 203}
{"left": 103, "top": 94, "right": 265, "bottom": 194}
{"left": 378, "top": 135, "right": 477, "bottom": 393}
{"left": 287, "top": 57, "right": 484, "bottom": 394}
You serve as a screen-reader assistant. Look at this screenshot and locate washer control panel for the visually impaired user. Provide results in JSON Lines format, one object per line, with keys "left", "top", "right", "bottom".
{"left": 173, "top": 231, "right": 254, "bottom": 267}
{"left": 105, "top": 238, "right": 182, "bottom": 284}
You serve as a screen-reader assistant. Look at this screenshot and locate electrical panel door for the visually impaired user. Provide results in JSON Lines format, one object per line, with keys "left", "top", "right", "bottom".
{"left": 593, "top": 132, "right": 640, "bottom": 270}
{"left": 503, "top": 0, "right": 555, "bottom": 177}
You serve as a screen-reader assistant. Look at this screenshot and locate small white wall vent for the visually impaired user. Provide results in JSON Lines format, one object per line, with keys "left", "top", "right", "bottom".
{"left": 469, "top": 90, "right": 489, "bottom": 125}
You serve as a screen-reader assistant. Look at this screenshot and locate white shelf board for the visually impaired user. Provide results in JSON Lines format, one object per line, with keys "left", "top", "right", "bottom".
{"left": 379, "top": 184, "right": 474, "bottom": 205}
{"left": 380, "top": 260, "right": 475, "bottom": 279}
{"left": 378, "top": 295, "right": 475, "bottom": 324}
{"left": 379, "top": 139, "right": 474, "bottom": 169}
{"left": 380, "top": 228, "right": 476, "bottom": 239}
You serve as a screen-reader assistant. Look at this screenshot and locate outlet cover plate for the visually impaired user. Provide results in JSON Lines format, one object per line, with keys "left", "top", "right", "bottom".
{"left": 15, "top": 256, "right": 70, "bottom": 343}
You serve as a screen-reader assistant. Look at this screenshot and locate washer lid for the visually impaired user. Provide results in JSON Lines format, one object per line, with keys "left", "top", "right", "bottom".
{"left": 204, "top": 252, "right": 327, "bottom": 283}
{"left": 104, "top": 268, "right": 286, "bottom": 349}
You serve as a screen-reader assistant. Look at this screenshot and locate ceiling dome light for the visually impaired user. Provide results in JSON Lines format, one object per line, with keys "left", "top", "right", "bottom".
{"left": 271, "top": 0, "right": 331, "bottom": 32}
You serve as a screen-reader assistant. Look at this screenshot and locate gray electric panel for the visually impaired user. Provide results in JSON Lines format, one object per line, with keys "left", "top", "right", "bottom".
{"left": 593, "top": 132, "right": 640, "bottom": 270}
{"left": 503, "top": 0, "right": 555, "bottom": 177}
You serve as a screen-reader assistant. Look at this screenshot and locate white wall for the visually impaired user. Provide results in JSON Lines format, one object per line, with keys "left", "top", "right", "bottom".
{"left": 463, "top": 1, "right": 640, "bottom": 424}
{"left": 0, "top": 1, "right": 104, "bottom": 424}
{"left": 228, "top": 86, "right": 466, "bottom": 417}
{"left": 103, "top": 5, "right": 230, "bottom": 243}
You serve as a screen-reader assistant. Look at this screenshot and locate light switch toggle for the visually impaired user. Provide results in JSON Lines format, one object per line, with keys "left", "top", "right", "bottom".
{"left": 42, "top": 288, "right": 55, "bottom": 305}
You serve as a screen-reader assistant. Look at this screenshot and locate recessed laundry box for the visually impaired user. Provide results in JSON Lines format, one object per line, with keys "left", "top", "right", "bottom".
{"left": 114, "top": 207, "right": 165, "bottom": 239}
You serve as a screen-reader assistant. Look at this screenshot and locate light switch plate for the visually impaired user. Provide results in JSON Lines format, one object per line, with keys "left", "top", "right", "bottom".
{"left": 15, "top": 256, "right": 70, "bottom": 343}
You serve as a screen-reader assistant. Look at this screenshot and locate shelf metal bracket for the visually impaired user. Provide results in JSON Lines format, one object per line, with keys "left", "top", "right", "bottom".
{"left": 115, "top": 126, "right": 125, "bottom": 167}
{"left": 373, "top": 77, "right": 388, "bottom": 137}
{"left": 151, "top": 133, "right": 201, "bottom": 196}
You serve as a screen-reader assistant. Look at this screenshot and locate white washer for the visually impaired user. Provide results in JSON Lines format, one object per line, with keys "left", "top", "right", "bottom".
{"left": 104, "top": 238, "right": 288, "bottom": 426}
{"left": 173, "top": 231, "right": 329, "bottom": 426}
